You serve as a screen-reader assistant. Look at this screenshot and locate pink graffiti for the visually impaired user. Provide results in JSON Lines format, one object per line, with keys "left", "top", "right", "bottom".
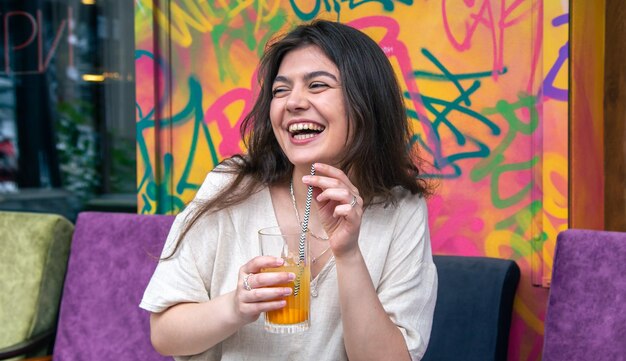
{"left": 527, "top": 0, "right": 544, "bottom": 96}
{"left": 426, "top": 195, "right": 484, "bottom": 256}
{"left": 348, "top": 16, "right": 440, "bottom": 166}
{"left": 442, "top": 0, "right": 539, "bottom": 81}
{"left": 135, "top": 52, "right": 169, "bottom": 122}
{"left": 206, "top": 16, "right": 436, "bottom": 159}
{"left": 203, "top": 74, "right": 257, "bottom": 157}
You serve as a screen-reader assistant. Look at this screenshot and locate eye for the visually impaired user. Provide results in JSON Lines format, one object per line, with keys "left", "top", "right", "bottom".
{"left": 272, "top": 87, "right": 289, "bottom": 98}
{"left": 309, "top": 82, "right": 329, "bottom": 92}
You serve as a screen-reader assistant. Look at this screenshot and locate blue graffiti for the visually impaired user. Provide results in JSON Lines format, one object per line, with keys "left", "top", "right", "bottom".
{"left": 406, "top": 48, "right": 506, "bottom": 179}
{"left": 290, "top": 0, "right": 413, "bottom": 21}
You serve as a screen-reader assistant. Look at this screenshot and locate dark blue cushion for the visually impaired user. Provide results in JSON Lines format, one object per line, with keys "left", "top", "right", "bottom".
{"left": 422, "top": 255, "right": 520, "bottom": 361}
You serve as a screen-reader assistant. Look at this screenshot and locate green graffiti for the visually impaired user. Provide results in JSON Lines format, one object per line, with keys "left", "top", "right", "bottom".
{"left": 490, "top": 201, "right": 546, "bottom": 256}
{"left": 141, "top": 153, "right": 186, "bottom": 214}
{"left": 210, "top": 9, "right": 287, "bottom": 83}
{"left": 496, "top": 200, "right": 540, "bottom": 232}
{"left": 471, "top": 93, "right": 538, "bottom": 182}
{"left": 489, "top": 154, "right": 539, "bottom": 209}
{"left": 472, "top": 93, "right": 543, "bottom": 242}
{"left": 138, "top": 77, "right": 219, "bottom": 214}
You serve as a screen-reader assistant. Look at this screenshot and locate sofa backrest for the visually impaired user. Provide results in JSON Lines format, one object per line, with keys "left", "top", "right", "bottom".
{"left": 53, "top": 212, "right": 175, "bottom": 361}
{"left": 422, "top": 255, "right": 520, "bottom": 361}
{"left": 542, "top": 229, "right": 626, "bottom": 361}
{"left": 0, "top": 211, "right": 74, "bottom": 358}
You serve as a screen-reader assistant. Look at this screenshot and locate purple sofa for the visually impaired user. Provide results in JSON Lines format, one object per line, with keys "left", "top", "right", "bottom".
{"left": 52, "top": 212, "right": 175, "bottom": 361}
{"left": 542, "top": 229, "right": 626, "bottom": 360}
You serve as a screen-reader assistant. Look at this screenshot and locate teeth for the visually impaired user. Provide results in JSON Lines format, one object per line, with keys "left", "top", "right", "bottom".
{"left": 294, "top": 133, "right": 317, "bottom": 140}
{"left": 288, "top": 122, "right": 325, "bottom": 133}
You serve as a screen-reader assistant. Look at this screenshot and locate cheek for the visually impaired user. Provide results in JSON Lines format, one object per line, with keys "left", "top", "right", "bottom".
{"left": 321, "top": 95, "right": 346, "bottom": 118}
{"left": 269, "top": 100, "right": 282, "bottom": 124}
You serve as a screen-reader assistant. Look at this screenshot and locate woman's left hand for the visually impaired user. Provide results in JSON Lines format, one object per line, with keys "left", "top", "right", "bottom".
{"left": 301, "top": 163, "right": 363, "bottom": 259}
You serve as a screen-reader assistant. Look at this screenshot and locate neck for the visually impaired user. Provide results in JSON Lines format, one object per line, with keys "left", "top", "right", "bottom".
{"left": 290, "top": 173, "right": 308, "bottom": 220}
{"left": 288, "top": 176, "right": 329, "bottom": 242}
{"left": 291, "top": 165, "right": 313, "bottom": 202}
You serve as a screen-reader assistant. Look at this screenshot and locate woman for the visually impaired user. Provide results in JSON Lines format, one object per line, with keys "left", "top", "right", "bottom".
{"left": 140, "top": 19, "right": 437, "bottom": 361}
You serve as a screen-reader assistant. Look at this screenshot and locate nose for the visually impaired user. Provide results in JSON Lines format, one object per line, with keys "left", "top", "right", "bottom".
{"left": 285, "top": 88, "right": 310, "bottom": 112}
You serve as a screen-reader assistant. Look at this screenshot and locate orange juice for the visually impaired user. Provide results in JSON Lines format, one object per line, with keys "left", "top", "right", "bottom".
{"left": 262, "top": 264, "right": 310, "bottom": 326}
{"left": 258, "top": 226, "right": 310, "bottom": 333}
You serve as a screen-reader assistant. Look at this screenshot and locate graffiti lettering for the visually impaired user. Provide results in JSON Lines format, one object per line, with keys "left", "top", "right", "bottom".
{"left": 204, "top": 82, "right": 254, "bottom": 157}
{"left": 209, "top": 10, "right": 285, "bottom": 82}
{"left": 472, "top": 93, "right": 539, "bottom": 201}
{"left": 427, "top": 194, "right": 484, "bottom": 256}
{"left": 543, "top": 14, "right": 568, "bottom": 101}
{"left": 141, "top": 0, "right": 283, "bottom": 48}
{"left": 442, "top": 0, "right": 536, "bottom": 78}
{"left": 475, "top": 93, "right": 546, "bottom": 284}
{"left": 138, "top": 0, "right": 286, "bottom": 83}
{"left": 406, "top": 48, "right": 505, "bottom": 178}
{"left": 137, "top": 75, "right": 221, "bottom": 214}
{"left": 349, "top": 16, "right": 437, "bottom": 165}
{"left": 290, "top": 0, "right": 413, "bottom": 21}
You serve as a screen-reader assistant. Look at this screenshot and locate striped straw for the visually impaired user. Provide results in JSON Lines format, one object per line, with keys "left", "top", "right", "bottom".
{"left": 294, "top": 164, "right": 315, "bottom": 296}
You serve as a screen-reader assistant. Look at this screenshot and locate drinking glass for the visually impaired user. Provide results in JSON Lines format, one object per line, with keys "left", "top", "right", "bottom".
{"left": 258, "top": 226, "right": 310, "bottom": 333}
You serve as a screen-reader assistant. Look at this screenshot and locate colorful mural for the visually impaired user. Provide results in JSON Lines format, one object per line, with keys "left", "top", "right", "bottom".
{"left": 134, "top": 1, "right": 569, "bottom": 359}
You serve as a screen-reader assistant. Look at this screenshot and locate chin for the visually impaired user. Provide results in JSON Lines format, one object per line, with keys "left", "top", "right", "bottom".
{"left": 294, "top": 158, "right": 341, "bottom": 169}
{"left": 290, "top": 159, "right": 317, "bottom": 168}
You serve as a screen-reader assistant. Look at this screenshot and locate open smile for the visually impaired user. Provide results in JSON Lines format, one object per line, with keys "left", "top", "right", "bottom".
{"left": 288, "top": 122, "right": 325, "bottom": 140}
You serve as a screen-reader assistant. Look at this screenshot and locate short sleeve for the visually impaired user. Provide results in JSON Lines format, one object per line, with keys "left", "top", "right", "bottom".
{"left": 377, "top": 195, "right": 438, "bottom": 361}
{"left": 139, "top": 170, "right": 231, "bottom": 313}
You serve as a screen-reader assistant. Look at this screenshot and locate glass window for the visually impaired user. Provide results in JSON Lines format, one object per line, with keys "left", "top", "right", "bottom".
{"left": 0, "top": 0, "right": 136, "bottom": 221}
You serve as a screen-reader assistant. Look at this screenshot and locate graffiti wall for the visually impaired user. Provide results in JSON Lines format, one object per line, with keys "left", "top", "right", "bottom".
{"left": 134, "top": 1, "right": 569, "bottom": 359}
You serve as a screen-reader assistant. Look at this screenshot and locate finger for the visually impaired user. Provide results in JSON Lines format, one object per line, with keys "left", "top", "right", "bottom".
{"left": 314, "top": 163, "right": 359, "bottom": 195}
{"left": 311, "top": 163, "right": 348, "bottom": 182}
{"left": 240, "top": 286, "right": 293, "bottom": 303}
{"left": 244, "top": 271, "right": 296, "bottom": 290}
{"left": 333, "top": 203, "right": 363, "bottom": 219}
{"left": 332, "top": 192, "right": 363, "bottom": 218}
{"left": 302, "top": 174, "right": 341, "bottom": 191}
{"left": 308, "top": 163, "right": 359, "bottom": 195}
{"left": 241, "top": 256, "right": 284, "bottom": 275}
{"left": 315, "top": 187, "right": 354, "bottom": 204}
{"left": 239, "top": 299, "right": 287, "bottom": 317}
{"left": 303, "top": 175, "right": 356, "bottom": 201}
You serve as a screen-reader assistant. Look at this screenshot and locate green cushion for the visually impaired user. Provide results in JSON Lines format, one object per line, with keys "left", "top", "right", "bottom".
{"left": 0, "top": 211, "right": 74, "bottom": 350}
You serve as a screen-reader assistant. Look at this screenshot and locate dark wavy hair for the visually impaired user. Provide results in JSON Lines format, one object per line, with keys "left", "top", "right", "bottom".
{"left": 171, "top": 20, "right": 431, "bottom": 254}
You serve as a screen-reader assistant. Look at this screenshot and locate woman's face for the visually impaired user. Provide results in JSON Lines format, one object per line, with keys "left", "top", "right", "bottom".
{"left": 269, "top": 45, "right": 349, "bottom": 169}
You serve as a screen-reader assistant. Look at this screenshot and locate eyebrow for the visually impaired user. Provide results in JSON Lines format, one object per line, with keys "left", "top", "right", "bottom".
{"left": 273, "top": 71, "right": 339, "bottom": 84}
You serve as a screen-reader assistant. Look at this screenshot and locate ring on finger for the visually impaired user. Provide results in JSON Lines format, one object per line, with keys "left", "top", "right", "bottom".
{"left": 243, "top": 273, "right": 253, "bottom": 291}
{"left": 349, "top": 195, "right": 357, "bottom": 208}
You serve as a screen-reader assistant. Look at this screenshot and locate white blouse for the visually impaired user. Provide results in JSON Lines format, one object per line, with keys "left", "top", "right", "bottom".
{"left": 140, "top": 170, "right": 438, "bottom": 361}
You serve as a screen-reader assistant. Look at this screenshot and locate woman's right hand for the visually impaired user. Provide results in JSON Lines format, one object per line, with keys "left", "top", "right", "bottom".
{"left": 150, "top": 257, "right": 293, "bottom": 356}
{"left": 233, "top": 256, "right": 295, "bottom": 324}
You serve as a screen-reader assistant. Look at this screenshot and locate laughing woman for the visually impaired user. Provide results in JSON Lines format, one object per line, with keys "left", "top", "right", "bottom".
{"left": 140, "top": 19, "right": 438, "bottom": 361}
